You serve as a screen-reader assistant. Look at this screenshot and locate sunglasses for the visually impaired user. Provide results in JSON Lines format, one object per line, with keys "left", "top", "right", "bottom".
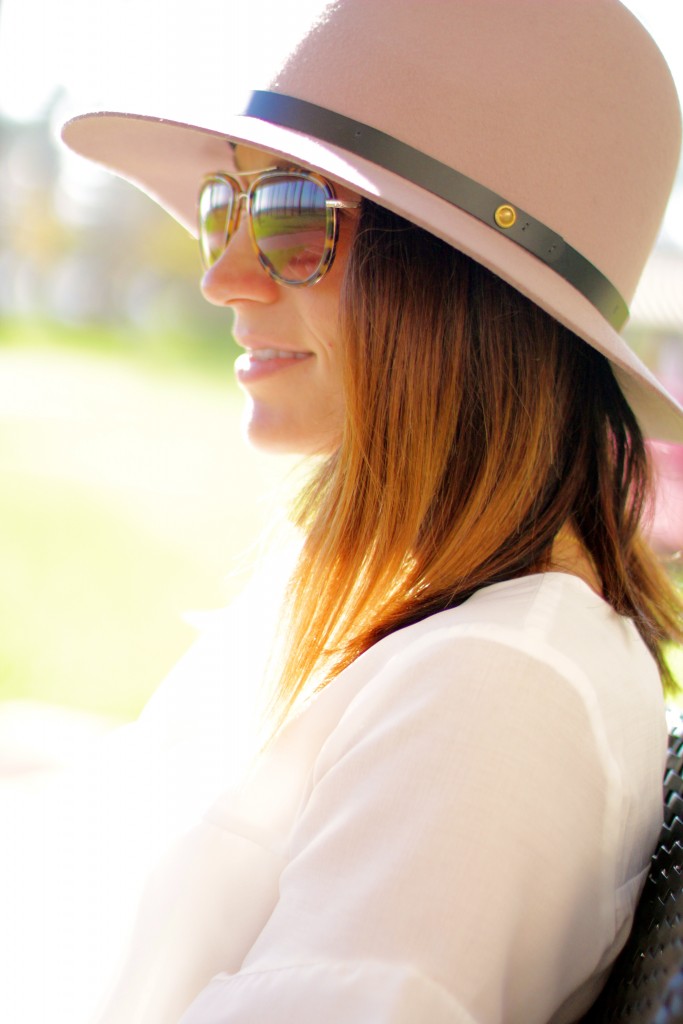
{"left": 198, "top": 168, "right": 361, "bottom": 287}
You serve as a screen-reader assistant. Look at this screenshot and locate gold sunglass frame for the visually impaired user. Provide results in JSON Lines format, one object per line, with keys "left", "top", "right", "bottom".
{"left": 198, "top": 168, "right": 360, "bottom": 287}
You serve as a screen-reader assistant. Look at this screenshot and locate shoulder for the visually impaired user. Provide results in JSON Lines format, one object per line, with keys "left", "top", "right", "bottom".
{"left": 336, "top": 572, "right": 662, "bottom": 720}
{"left": 382, "top": 571, "right": 652, "bottom": 672}
{"left": 317, "top": 572, "right": 665, "bottom": 822}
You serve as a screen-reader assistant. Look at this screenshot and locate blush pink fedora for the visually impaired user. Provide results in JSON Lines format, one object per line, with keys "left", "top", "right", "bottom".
{"left": 62, "top": 0, "right": 683, "bottom": 441}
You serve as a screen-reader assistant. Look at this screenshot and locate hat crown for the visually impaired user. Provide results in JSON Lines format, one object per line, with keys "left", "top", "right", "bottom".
{"left": 272, "top": 0, "right": 681, "bottom": 303}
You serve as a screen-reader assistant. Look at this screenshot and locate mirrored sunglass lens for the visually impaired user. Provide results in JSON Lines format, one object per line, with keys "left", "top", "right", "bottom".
{"left": 250, "top": 177, "right": 331, "bottom": 283}
{"left": 199, "top": 179, "right": 235, "bottom": 268}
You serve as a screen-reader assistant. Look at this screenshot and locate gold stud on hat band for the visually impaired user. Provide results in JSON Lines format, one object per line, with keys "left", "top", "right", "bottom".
{"left": 494, "top": 204, "right": 517, "bottom": 229}
{"left": 243, "top": 91, "right": 629, "bottom": 330}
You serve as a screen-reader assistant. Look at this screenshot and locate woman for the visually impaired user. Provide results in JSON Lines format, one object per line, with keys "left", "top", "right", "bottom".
{"left": 60, "top": 1, "right": 683, "bottom": 1021}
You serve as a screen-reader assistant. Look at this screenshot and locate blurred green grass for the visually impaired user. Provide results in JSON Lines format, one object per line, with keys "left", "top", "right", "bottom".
{"left": 669, "top": 643, "right": 683, "bottom": 696}
{"left": 0, "top": 317, "right": 293, "bottom": 721}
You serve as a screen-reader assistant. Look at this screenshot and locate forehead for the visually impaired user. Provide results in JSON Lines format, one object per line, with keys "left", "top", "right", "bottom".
{"left": 232, "top": 142, "right": 294, "bottom": 173}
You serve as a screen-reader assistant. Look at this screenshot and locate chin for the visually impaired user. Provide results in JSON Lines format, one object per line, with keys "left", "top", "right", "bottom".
{"left": 241, "top": 397, "right": 344, "bottom": 454}
{"left": 241, "top": 409, "right": 341, "bottom": 457}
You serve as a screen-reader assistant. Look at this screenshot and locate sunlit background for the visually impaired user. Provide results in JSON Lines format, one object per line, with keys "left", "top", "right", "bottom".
{"left": 0, "top": 0, "right": 682, "bottom": 769}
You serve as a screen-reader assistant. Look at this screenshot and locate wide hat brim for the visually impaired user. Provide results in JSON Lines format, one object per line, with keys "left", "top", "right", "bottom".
{"left": 62, "top": 105, "right": 683, "bottom": 442}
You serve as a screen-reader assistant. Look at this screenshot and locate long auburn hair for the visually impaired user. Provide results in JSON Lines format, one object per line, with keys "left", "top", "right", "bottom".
{"left": 266, "top": 200, "right": 683, "bottom": 730}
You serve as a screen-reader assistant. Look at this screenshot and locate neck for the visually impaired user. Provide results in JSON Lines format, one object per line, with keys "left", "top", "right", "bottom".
{"left": 549, "top": 527, "right": 602, "bottom": 597}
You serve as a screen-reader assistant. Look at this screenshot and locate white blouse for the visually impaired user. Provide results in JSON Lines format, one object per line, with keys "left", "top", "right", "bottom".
{"left": 86, "top": 572, "right": 666, "bottom": 1024}
{"left": 0, "top": 572, "right": 666, "bottom": 1024}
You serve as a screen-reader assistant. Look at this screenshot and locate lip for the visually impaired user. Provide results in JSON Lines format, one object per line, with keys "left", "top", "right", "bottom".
{"left": 234, "top": 347, "right": 313, "bottom": 385}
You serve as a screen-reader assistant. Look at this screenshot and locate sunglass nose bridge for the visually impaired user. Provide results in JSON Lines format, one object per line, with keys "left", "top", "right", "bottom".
{"left": 230, "top": 188, "right": 250, "bottom": 236}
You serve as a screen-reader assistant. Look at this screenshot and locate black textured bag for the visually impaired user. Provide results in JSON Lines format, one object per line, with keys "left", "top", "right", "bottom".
{"left": 581, "top": 728, "right": 683, "bottom": 1023}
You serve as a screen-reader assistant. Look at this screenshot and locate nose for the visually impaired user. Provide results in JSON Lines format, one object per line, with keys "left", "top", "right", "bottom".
{"left": 200, "top": 215, "right": 280, "bottom": 308}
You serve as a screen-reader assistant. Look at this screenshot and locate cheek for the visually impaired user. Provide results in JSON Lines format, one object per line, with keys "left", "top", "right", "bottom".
{"left": 296, "top": 208, "right": 356, "bottom": 358}
{"left": 301, "top": 283, "right": 344, "bottom": 353}
{"left": 317, "top": 215, "right": 355, "bottom": 346}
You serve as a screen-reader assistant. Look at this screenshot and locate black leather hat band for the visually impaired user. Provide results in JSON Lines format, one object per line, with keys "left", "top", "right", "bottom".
{"left": 243, "top": 90, "right": 629, "bottom": 330}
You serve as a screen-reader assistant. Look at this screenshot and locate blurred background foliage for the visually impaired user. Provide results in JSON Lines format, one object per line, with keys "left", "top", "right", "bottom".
{"left": 0, "top": 98, "right": 682, "bottom": 733}
{"left": 0, "top": 106, "right": 295, "bottom": 724}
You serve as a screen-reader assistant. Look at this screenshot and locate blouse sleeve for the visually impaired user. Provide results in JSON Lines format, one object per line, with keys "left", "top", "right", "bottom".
{"left": 180, "top": 630, "right": 660, "bottom": 1024}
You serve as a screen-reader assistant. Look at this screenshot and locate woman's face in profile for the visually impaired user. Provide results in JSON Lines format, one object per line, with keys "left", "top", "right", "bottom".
{"left": 201, "top": 145, "right": 358, "bottom": 455}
